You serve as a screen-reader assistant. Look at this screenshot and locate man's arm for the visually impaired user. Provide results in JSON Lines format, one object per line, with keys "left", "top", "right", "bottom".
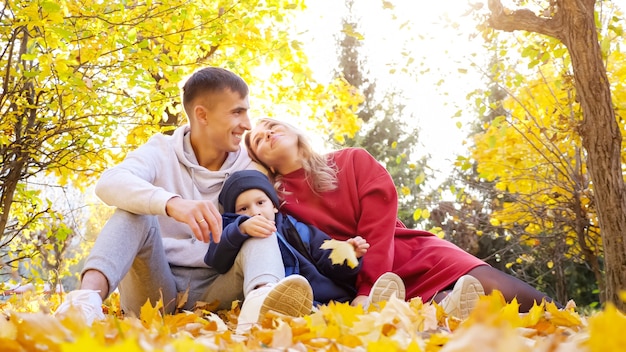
{"left": 95, "top": 140, "right": 173, "bottom": 215}
{"left": 95, "top": 135, "right": 222, "bottom": 243}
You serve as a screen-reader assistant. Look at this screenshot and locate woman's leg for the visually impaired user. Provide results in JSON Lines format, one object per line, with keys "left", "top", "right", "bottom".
{"left": 466, "top": 265, "right": 563, "bottom": 311}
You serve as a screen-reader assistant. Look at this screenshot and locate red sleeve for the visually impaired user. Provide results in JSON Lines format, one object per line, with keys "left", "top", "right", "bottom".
{"left": 342, "top": 149, "right": 397, "bottom": 296}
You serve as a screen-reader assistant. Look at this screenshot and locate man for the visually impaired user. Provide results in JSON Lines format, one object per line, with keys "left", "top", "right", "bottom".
{"left": 55, "top": 67, "right": 313, "bottom": 327}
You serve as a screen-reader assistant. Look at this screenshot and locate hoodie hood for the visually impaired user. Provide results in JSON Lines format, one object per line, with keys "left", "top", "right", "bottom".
{"left": 172, "top": 125, "right": 253, "bottom": 200}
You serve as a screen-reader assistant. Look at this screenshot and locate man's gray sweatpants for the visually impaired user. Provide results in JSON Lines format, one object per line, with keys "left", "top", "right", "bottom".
{"left": 82, "top": 209, "right": 284, "bottom": 316}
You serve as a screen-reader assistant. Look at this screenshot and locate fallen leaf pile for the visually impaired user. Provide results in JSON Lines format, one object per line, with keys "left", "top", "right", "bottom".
{"left": 1, "top": 288, "right": 625, "bottom": 351}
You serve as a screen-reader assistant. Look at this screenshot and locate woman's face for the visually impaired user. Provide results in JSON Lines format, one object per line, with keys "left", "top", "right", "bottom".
{"left": 247, "top": 120, "right": 300, "bottom": 171}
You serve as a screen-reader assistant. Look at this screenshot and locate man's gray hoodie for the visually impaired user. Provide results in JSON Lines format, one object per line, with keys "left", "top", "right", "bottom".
{"left": 95, "top": 124, "right": 253, "bottom": 267}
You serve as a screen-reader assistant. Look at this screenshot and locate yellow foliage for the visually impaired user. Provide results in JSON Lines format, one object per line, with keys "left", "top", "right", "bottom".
{"left": 469, "top": 33, "right": 621, "bottom": 261}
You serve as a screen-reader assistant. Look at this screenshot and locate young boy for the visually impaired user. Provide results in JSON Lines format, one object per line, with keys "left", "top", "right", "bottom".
{"left": 205, "top": 170, "right": 405, "bottom": 327}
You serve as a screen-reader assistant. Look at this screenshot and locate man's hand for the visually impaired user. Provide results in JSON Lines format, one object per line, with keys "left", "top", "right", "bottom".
{"left": 165, "top": 197, "right": 222, "bottom": 243}
{"left": 347, "top": 236, "right": 369, "bottom": 258}
{"left": 239, "top": 216, "right": 276, "bottom": 238}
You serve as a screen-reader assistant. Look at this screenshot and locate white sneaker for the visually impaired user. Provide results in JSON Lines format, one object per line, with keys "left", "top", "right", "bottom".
{"left": 236, "top": 275, "right": 313, "bottom": 333}
{"left": 54, "top": 289, "right": 105, "bottom": 325}
{"left": 439, "top": 275, "right": 484, "bottom": 320}
{"left": 369, "top": 272, "right": 406, "bottom": 306}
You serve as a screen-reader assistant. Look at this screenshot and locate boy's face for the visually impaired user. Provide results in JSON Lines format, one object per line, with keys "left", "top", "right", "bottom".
{"left": 234, "top": 189, "right": 278, "bottom": 220}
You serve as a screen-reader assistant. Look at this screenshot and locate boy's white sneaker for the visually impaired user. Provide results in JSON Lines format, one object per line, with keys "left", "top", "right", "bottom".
{"left": 236, "top": 275, "right": 313, "bottom": 333}
{"left": 54, "top": 289, "right": 105, "bottom": 325}
{"left": 439, "top": 275, "right": 484, "bottom": 320}
{"left": 369, "top": 272, "right": 406, "bottom": 306}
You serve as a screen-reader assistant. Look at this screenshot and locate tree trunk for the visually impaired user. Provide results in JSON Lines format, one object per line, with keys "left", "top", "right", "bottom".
{"left": 573, "top": 148, "right": 605, "bottom": 301}
{"left": 488, "top": 0, "right": 626, "bottom": 311}
{"left": 566, "top": 3, "right": 626, "bottom": 311}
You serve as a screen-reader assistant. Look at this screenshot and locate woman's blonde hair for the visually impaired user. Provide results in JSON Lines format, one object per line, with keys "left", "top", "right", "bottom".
{"left": 245, "top": 118, "right": 338, "bottom": 194}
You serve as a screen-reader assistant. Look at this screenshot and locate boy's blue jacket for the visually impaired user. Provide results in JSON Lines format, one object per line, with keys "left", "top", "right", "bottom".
{"left": 205, "top": 212, "right": 361, "bottom": 305}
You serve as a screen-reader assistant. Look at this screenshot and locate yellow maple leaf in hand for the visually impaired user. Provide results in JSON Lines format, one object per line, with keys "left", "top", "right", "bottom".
{"left": 320, "top": 239, "right": 359, "bottom": 268}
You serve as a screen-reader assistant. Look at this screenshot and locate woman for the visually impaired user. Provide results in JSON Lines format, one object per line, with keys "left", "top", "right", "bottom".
{"left": 245, "top": 118, "right": 561, "bottom": 318}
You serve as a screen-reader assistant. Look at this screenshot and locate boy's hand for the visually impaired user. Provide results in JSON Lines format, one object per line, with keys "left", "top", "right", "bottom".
{"left": 240, "top": 215, "right": 276, "bottom": 238}
{"left": 347, "top": 236, "right": 369, "bottom": 258}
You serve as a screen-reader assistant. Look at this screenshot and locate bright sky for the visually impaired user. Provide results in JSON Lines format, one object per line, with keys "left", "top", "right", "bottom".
{"left": 291, "top": 0, "right": 485, "bottom": 184}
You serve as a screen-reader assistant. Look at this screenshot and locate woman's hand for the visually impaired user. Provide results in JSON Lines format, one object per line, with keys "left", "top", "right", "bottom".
{"left": 347, "top": 236, "right": 369, "bottom": 258}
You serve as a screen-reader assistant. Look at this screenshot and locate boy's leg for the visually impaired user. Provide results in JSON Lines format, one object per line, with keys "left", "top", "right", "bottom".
{"left": 202, "top": 235, "right": 312, "bottom": 333}
{"left": 202, "top": 235, "right": 285, "bottom": 310}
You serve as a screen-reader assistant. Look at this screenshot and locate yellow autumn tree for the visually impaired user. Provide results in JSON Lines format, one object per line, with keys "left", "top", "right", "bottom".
{"left": 470, "top": 3, "right": 624, "bottom": 304}
{"left": 0, "top": 0, "right": 361, "bottom": 285}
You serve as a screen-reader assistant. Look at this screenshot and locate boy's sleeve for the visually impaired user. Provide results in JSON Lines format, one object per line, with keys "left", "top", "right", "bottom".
{"left": 204, "top": 214, "right": 251, "bottom": 274}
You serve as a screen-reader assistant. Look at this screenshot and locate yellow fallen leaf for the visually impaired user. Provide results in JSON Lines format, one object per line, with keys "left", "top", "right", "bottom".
{"left": 545, "top": 301, "right": 582, "bottom": 328}
{"left": 60, "top": 330, "right": 145, "bottom": 352}
{"left": 0, "top": 338, "right": 22, "bottom": 352}
{"left": 586, "top": 303, "right": 626, "bottom": 352}
{"left": 271, "top": 320, "right": 293, "bottom": 348}
{"left": 14, "top": 312, "right": 72, "bottom": 351}
{"left": 163, "top": 310, "right": 206, "bottom": 333}
{"left": 319, "top": 301, "right": 363, "bottom": 328}
{"left": 440, "top": 324, "right": 533, "bottom": 352}
{"left": 140, "top": 298, "right": 164, "bottom": 328}
{"left": 521, "top": 302, "right": 544, "bottom": 327}
{"left": 320, "top": 239, "right": 359, "bottom": 268}
{"left": 497, "top": 297, "right": 523, "bottom": 328}
{"left": 0, "top": 315, "right": 17, "bottom": 339}
{"left": 367, "top": 337, "right": 401, "bottom": 351}
{"left": 0, "top": 316, "right": 20, "bottom": 352}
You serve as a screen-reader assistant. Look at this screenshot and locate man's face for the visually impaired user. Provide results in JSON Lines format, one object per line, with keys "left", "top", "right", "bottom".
{"left": 197, "top": 89, "right": 251, "bottom": 153}
{"left": 234, "top": 189, "right": 278, "bottom": 220}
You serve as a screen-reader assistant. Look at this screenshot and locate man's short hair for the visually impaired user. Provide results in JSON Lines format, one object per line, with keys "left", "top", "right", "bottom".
{"left": 182, "top": 67, "right": 249, "bottom": 116}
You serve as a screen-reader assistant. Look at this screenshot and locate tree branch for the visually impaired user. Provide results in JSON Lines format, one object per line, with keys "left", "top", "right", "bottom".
{"left": 488, "top": 0, "right": 565, "bottom": 42}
